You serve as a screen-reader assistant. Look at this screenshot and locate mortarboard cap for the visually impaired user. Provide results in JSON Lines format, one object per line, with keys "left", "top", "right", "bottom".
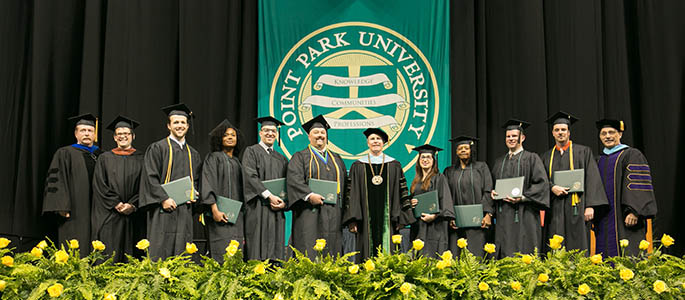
{"left": 255, "top": 116, "right": 285, "bottom": 127}
{"left": 595, "top": 118, "right": 625, "bottom": 132}
{"left": 449, "top": 135, "right": 478, "bottom": 146}
{"left": 502, "top": 118, "right": 531, "bottom": 131}
{"left": 301, "top": 114, "right": 330, "bottom": 134}
{"left": 106, "top": 115, "right": 140, "bottom": 131}
{"left": 363, "top": 128, "right": 389, "bottom": 143}
{"left": 413, "top": 144, "right": 443, "bottom": 154}
{"left": 161, "top": 103, "right": 193, "bottom": 119}
{"left": 208, "top": 119, "right": 237, "bottom": 137}
{"left": 546, "top": 111, "right": 579, "bottom": 126}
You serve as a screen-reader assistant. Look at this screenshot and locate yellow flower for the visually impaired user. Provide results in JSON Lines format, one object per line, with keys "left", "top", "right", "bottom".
{"left": 68, "top": 239, "right": 79, "bottom": 249}
{"left": 37, "top": 240, "right": 48, "bottom": 249}
{"left": 54, "top": 250, "right": 69, "bottom": 263}
{"left": 313, "top": 239, "right": 326, "bottom": 251}
{"left": 620, "top": 239, "right": 629, "bottom": 248}
{"left": 478, "top": 281, "right": 489, "bottom": 291}
{"left": 136, "top": 239, "right": 150, "bottom": 250}
{"left": 457, "top": 238, "right": 468, "bottom": 249}
{"left": 273, "top": 294, "right": 284, "bottom": 300}
{"left": 440, "top": 250, "right": 453, "bottom": 262}
{"left": 436, "top": 260, "right": 450, "bottom": 269}
{"left": 399, "top": 282, "right": 411, "bottom": 295}
{"left": 653, "top": 280, "right": 667, "bottom": 294}
{"left": 639, "top": 240, "right": 650, "bottom": 251}
{"left": 412, "top": 239, "right": 424, "bottom": 251}
{"left": 31, "top": 247, "right": 43, "bottom": 258}
{"left": 47, "top": 283, "right": 63, "bottom": 298}
{"left": 392, "top": 234, "right": 402, "bottom": 244}
{"left": 510, "top": 281, "right": 521, "bottom": 291}
{"left": 225, "top": 244, "right": 238, "bottom": 257}
{"left": 229, "top": 239, "right": 240, "bottom": 248}
{"left": 538, "top": 273, "right": 549, "bottom": 283}
{"left": 185, "top": 242, "right": 198, "bottom": 254}
{"left": 0, "top": 280, "right": 6, "bottom": 291}
{"left": 661, "top": 234, "right": 675, "bottom": 248}
{"left": 364, "top": 260, "right": 375, "bottom": 271}
{"left": 521, "top": 254, "right": 533, "bottom": 264}
{"left": 619, "top": 268, "right": 634, "bottom": 281}
{"left": 159, "top": 267, "right": 171, "bottom": 279}
{"left": 1, "top": 256, "right": 14, "bottom": 267}
{"left": 0, "top": 238, "right": 10, "bottom": 248}
{"left": 578, "top": 283, "right": 591, "bottom": 295}
{"left": 92, "top": 240, "right": 106, "bottom": 251}
{"left": 483, "top": 243, "right": 496, "bottom": 254}
{"left": 348, "top": 264, "right": 359, "bottom": 274}
{"left": 254, "top": 263, "right": 266, "bottom": 275}
{"left": 549, "top": 234, "right": 564, "bottom": 250}
{"left": 104, "top": 293, "right": 117, "bottom": 300}
{"left": 590, "top": 254, "right": 602, "bottom": 264}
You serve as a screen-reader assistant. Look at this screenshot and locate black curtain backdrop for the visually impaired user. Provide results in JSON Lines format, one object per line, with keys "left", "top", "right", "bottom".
{"left": 1, "top": 0, "right": 683, "bottom": 256}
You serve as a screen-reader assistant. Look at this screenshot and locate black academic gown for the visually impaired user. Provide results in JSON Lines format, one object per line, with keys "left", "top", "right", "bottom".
{"left": 241, "top": 144, "right": 289, "bottom": 261}
{"left": 343, "top": 159, "right": 411, "bottom": 262}
{"left": 595, "top": 147, "right": 657, "bottom": 256}
{"left": 43, "top": 145, "right": 102, "bottom": 256}
{"left": 139, "top": 137, "right": 201, "bottom": 260}
{"left": 444, "top": 161, "right": 493, "bottom": 257}
{"left": 408, "top": 174, "right": 454, "bottom": 259}
{"left": 541, "top": 143, "right": 608, "bottom": 253}
{"left": 91, "top": 150, "right": 144, "bottom": 262}
{"left": 287, "top": 147, "right": 346, "bottom": 260}
{"left": 491, "top": 150, "right": 550, "bottom": 258}
{"left": 201, "top": 151, "right": 244, "bottom": 263}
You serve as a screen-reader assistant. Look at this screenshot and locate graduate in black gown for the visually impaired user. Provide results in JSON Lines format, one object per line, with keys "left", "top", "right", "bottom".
{"left": 287, "top": 115, "right": 347, "bottom": 260}
{"left": 43, "top": 113, "right": 102, "bottom": 256}
{"left": 242, "top": 117, "right": 289, "bottom": 261}
{"left": 407, "top": 144, "right": 454, "bottom": 259}
{"left": 490, "top": 119, "right": 549, "bottom": 258}
{"left": 594, "top": 119, "right": 657, "bottom": 257}
{"left": 91, "top": 115, "right": 144, "bottom": 262}
{"left": 139, "top": 104, "right": 201, "bottom": 260}
{"left": 443, "top": 136, "right": 493, "bottom": 257}
{"left": 541, "top": 112, "right": 607, "bottom": 254}
{"left": 343, "top": 128, "right": 411, "bottom": 262}
{"left": 201, "top": 119, "right": 244, "bottom": 263}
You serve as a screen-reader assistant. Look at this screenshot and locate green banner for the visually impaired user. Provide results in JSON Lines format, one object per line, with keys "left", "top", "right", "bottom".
{"left": 258, "top": 0, "right": 450, "bottom": 176}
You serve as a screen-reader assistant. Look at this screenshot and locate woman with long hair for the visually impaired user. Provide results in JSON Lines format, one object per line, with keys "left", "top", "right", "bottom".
{"left": 408, "top": 144, "right": 454, "bottom": 258}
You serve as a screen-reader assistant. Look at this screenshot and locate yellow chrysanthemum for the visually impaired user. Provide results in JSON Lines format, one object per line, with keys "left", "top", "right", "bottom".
{"left": 661, "top": 234, "right": 675, "bottom": 248}
{"left": 1, "top": 256, "right": 13, "bottom": 267}
{"left": 226, "top": 244, "right": 238, "bottom": 257}
{"left": 538, "top": 273, "right": 549, "bottom": 283}
{"left": 478, "top": 282, "right": 489, "bottom": 291}
{"left": 254, "top": 263, "right": 266, "bottom": 275}
{"left": 578, "top": 283, "right": 591, "bottom": 295}
{"left": 590, "top": 254, "right": 602, "bottom": 264}
{"left": 68, "top": 239, "right": 79, "bottom": 249}
{"left": 619, "top": 268, "right": 634, "bottom": 281}
{"left": 31, "top": 247, "right": 43, "bottom": 258}
{"left": 364, "top": 260, "right": 375, "bottom": 271}
{"left": 185, "top": 242, "right": 198, "bottom": 254}
{"left": 47, "top": 283, "right": 63, "bottom": 298}
{"left": 348, "top": 264, "right": 359, "bottom": 274}
{"left": 229, "top": 240, "right": 240, "bottom": 248}
{"left": 313, "top": 239, "right": 326, "bottom": 251}
{"left": 440, "top": 250, "right": 453, "bottom": 262}
{"left": 620, "top": 239, "right": 629, "bottom": 248}
{"left": 639, "top": 240, "right": 650, "bottom": 251}
{"left": 0, "top": 280, "right": 6, "bottom": 291}
{"left": 136, "top": 239, "right": 150, "bottom": 250}
{"left": 399, "top": 282, "right": 411, "bottom": 295}
{"left": 521, "top": 254, "right": 533, "bottom": 264}
{"left": 510, "top": 281, "right": 521, "bottom": 291}
{"left": 549, "top": 234, "right": 564, "bottom": 250}
{"left": 483, "top": 243, "right": 496, "bottom": 254}
{"left": 104, "top": 293, "right": 117, "bottom": 300}
{"left": 436, "top": 260, "right": 450, "bottom": 269}
{"left": 457, "top": 238, "right": 468, "bottom": 249}
{"left": 392, "top": 234, "right": 402, "bottom": 245}
{"left": 653, "top": 280, "right": 667, "bottom": 294}
{"left": 412, "top": 239, "right": 424, "bottom": 251}
{"left": 0, "top": 238, "right": 10, "bottom": 248}
{"left": 37, "top": 240, "right": 48, "bottom": 249}
{"left": 92, "top": 240, "right": 106, "bottom": 251}
{"left": 159, "top": 267, "right": 171, "bottom": 279}
{"left": 54, "top": 250, "right": 69, "bottom": 263}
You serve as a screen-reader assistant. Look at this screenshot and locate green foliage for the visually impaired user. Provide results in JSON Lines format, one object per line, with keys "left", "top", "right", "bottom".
{"left": 0, "top": 238, "right": 683, "bottom": 299}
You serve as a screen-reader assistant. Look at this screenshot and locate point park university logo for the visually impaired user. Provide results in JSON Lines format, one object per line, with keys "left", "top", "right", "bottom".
{"left": 269, "top": 22, "right": 440, "bottom": 171}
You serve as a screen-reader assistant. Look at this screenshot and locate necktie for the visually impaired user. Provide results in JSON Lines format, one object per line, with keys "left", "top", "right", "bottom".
{"left": 267, "top": 148, "right": 274, "bottom": 154}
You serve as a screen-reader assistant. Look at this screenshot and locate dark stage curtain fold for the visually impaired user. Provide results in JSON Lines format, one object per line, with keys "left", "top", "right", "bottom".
{"left": 1, "top": 0, "right": 682, "bottom": 255}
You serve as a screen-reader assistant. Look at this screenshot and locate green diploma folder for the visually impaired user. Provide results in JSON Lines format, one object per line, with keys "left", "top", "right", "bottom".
{"left": 493, "top": 176, "right": 525, "bottom": 200}
{"left": 262, "top": 178, "right": 288, "bottom": 205}
{"left": 453, "top": 204, "right": 483, "bottom": 228}
{"left": 161, "top": 176, "right": 193, "bottom": 206}
{"left": 553, "top": 169, "right": 585, "bottom": 193}
{"left": 413, "top": 190, "right": 440, "bottom": 218}
{"left": 216, "top": 196, "right": 242, "bottom": 224}
{"left": 309, "top": 179, "right": 338, "bottom": 205}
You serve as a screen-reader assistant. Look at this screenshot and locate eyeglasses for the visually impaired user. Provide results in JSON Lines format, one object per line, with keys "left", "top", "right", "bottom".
{"left": 115, "top": 132, "right": 132, "bottom": 137}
